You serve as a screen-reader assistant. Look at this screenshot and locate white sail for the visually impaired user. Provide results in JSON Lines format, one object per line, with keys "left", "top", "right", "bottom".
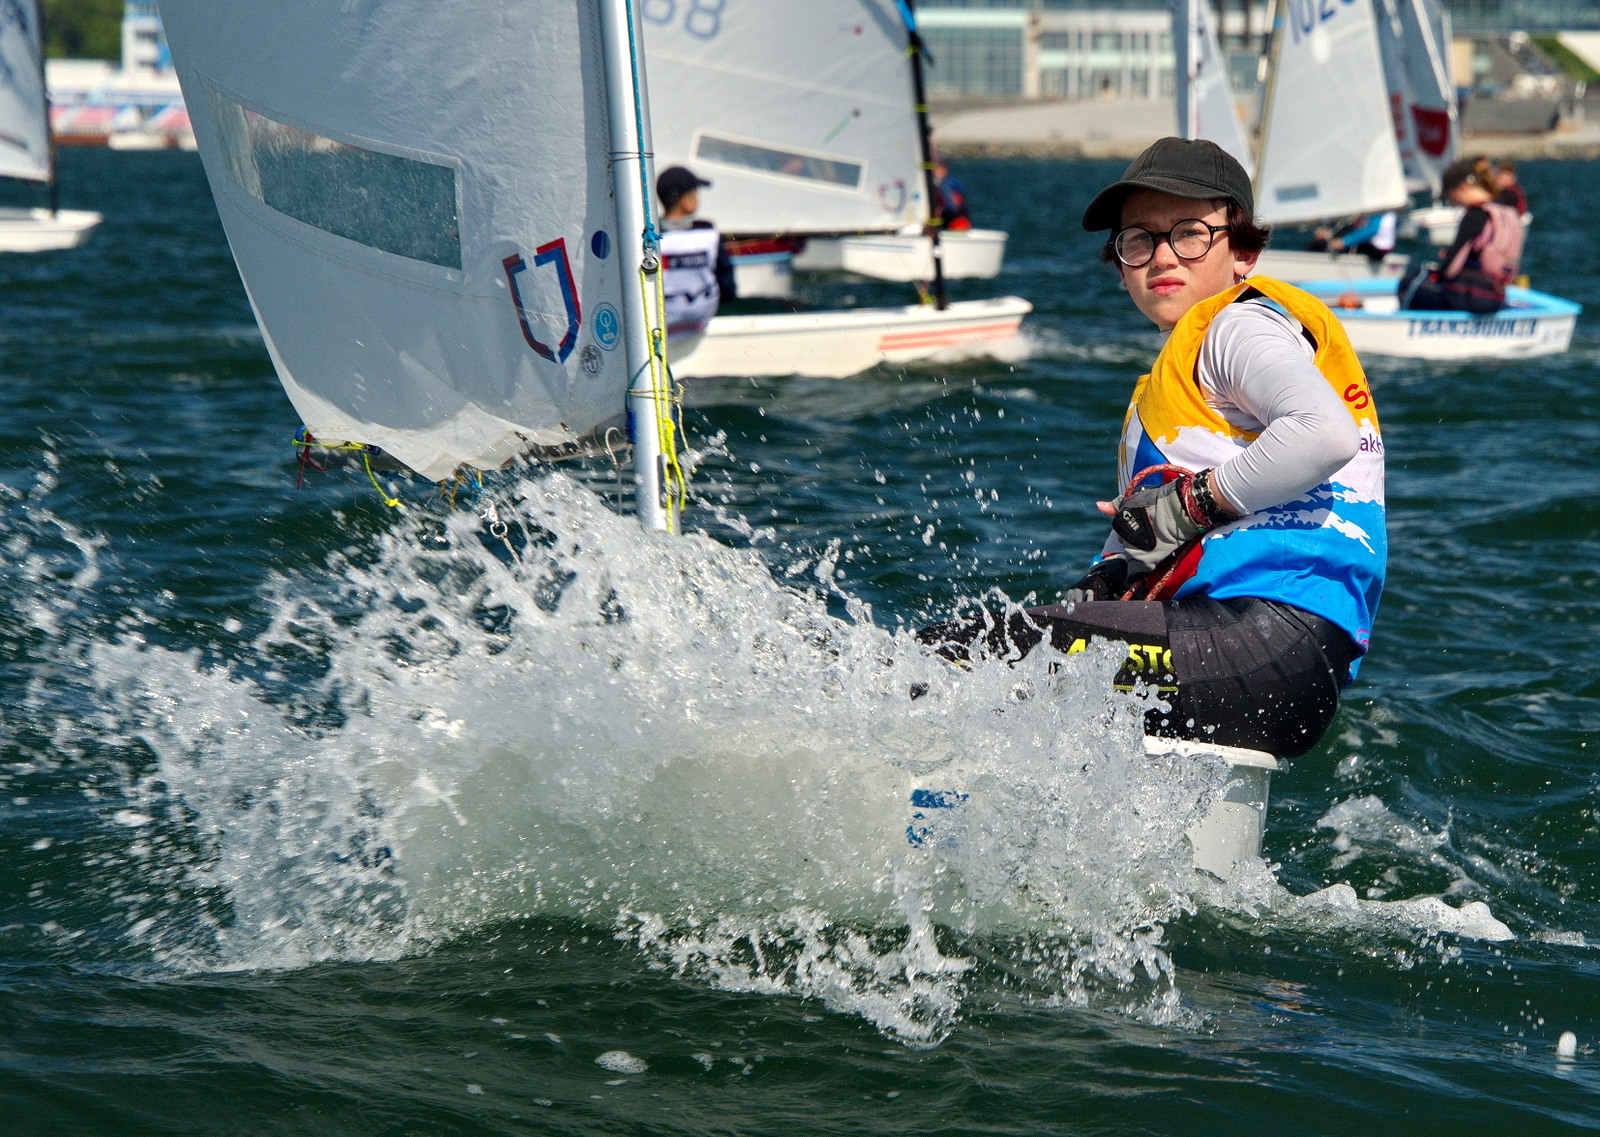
{"left": 643, "top": 0, "right": 928, "bottom": 236}
{"left": 1375, "top": 0, "right": 1457, "bottom": 196}
{"left": 158, "top": 0, "right": 643, "bottom": 481}
{"left": 1254, "top": 0, "right": 1408, "bottom": 226}
{"left": 1172, "top": 0, "right": 1254, "bottom": 177}
{"left": 0, "top": 0, "right": 51, "bottom": 184}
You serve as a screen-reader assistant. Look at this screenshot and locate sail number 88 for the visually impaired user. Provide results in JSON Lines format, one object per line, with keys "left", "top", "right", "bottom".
{"left": 642, "top": 0, "right": 725, "bottom": 40}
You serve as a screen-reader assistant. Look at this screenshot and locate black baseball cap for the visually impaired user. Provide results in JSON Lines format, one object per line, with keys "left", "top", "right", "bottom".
{"left": 657, "top": 165, "right": 711, "bottom": 207}
{"left": 1081, "top": 137, "right": 1255, "bottom": 231}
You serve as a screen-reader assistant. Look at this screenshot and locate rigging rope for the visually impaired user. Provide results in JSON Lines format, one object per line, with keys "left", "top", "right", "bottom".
{"left": 623, "top": 0, "right": 686, "bottom": 532}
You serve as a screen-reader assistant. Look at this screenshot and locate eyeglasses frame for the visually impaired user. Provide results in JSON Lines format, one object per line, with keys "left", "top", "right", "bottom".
{"left": 1111, "top": 221, "right": 1231, "bottom": 268}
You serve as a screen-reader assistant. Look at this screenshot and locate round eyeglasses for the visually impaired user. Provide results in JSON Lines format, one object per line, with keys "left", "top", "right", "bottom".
{"left": 1112, "top": 221, "right": 1230, "bottom": 268}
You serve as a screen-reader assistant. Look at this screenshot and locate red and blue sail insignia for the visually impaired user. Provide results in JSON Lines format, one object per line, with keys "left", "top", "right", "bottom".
{"left": 503, "top": 237, "right": 582, "bottom": 364}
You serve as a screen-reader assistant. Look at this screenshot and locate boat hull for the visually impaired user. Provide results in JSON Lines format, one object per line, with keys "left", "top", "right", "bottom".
{"left": 0, "top": 208, "right": 102, "bottom": 252}
{"left": 909, "top": 738, "right": 1278, "bottom": 881}
{"left": 792, "top": 228, "right": 1008, "bottom": 281}
{"left": 1300, "top": 277, "right": 1579, "bottom": 360}
{"left": 671, "top": 295, "right": 1031, "bottom": 379}
{"left": 1253, "top": 249, "right": 1409, "bottom": 283}
{"left": 728, "top": 247, "right": 794, "bottom": 300}
{"left": 1402, "top": 203, "right": 1533, "bottom": 247}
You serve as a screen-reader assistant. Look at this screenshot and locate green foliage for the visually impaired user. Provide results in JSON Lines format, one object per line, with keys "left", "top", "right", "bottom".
{"left": 1533, "top": 35, "right": 1600, "bottom": 84}
{"left": 42, "top": 0, "right": 125, "bottom": 61}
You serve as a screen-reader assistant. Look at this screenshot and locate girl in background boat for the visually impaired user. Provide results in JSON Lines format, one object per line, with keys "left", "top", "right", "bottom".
{"left": 1400, "top": 157, "right": 1524, "bottom": 315}
{"left": 922, "top": 138, "right": 1385, "bottom": 759}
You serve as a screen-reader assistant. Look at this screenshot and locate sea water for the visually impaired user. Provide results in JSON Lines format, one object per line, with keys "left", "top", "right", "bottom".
{"left": 4, "top": 150, "right": 1600, "bottom": 1134}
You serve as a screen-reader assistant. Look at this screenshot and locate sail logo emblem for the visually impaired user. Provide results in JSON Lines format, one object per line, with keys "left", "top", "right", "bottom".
{"left": 1411, "top": 106, "right": 1451, "bottom": 157}
{"left": 503, "top": 239, "right": 582, "bottom": 364}
{"left": 593, "top": 303, "right": 621, "bottom": 350}
{"left": 879, "top": 179, "right": 907, "bottom": 213}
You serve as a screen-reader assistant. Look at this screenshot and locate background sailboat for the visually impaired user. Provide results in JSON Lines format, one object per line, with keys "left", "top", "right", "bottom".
{"left": 1378, "top": 0, "right": 1458, "bottom": 199}
{"left": 158, "top": 0, "right": 682, "bottom": 529}
{"left": 0, "top": 0, "right": 100, "bottom": 252}
{"left": 1171, "top": 0, "right": 1254, "bottom": 178}
{"left": 643, "top": 0, "right": 1006, "bottom": 286}
{"left": 644, "top": 0, "right": 1029, "bottom": 379}
{"left": 1248, "top": 0, "right": 1412, "bottom": 282}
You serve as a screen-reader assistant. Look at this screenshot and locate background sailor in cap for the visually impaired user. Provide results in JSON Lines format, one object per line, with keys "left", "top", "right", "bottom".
{"left": 656, "top": 165, "right": 736, "bottom": 342}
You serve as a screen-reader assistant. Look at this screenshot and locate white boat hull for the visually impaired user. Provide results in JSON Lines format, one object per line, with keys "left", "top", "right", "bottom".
{"left": 1253, "top": 249, "right": 1409, "bottom": 283}
{"left": 909, "top": 738, "right": 1279, "bottom": 881}
{"left": 1145, "top": 740, "right": 1278, "bottom": 879}
{"left": 1300, "top": 277, "right": 1579, "bottom": 360}
{"left": 792, "top": 228, "right": 1008, "bottom": 281}
{"left": 728, "top": 248, "right": 793, "bottom": 299}
{"left": 671, "top": 295, "right": 1031, "bottom": 379}
{"left": 0, "top": 208, "right": 102, "bottom": 252}
{"left": 1402, "top": 204, "right": 1533, "bottom": 247}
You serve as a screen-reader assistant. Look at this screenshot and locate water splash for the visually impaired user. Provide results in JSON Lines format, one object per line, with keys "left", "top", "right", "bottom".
{"left": 55, "top": 471, "right": 1234, "bottom": 1035}
{"left": 5, "top": 466, "right": 1513, "bottom": 1042}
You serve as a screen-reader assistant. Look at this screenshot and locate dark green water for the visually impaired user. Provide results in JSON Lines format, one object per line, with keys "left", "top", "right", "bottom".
{"left": 5, "top": 149, "right": 1600, "bottom": 1135}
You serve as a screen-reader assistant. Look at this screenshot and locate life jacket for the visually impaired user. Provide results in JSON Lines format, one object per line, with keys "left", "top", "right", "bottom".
{"left": 1474, "top": 201, "right": 1522, "bottom": 285}
{"left": 1116, "top": 276, "right": 1386, "bottom": 673}
{"left": 1444, "top": 201, "right": 1521, "bottom": 287}
{"left": 660, "top": 224, "right": 722, "bottom": 339}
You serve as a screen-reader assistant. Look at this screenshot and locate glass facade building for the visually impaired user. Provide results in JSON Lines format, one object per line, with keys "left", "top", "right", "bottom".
{"left": 919, "top": 1, "right": 1600, "bottom": 99}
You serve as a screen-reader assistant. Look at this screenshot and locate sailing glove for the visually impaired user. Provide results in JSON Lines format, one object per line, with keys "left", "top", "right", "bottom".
{"left": 1109, "top": 469, "right": 1240, "bottom": 578}
{"left": 1063, "top": 556, "right": 1130, "bottom": 603}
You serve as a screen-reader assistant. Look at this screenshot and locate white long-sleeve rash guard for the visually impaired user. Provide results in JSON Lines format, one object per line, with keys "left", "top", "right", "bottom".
{"left": 1190, "top": 296, "right": 1359, "bottom": 516}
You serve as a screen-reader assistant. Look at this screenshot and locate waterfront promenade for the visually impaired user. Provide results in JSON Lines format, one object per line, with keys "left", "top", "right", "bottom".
{"left": 933, "top": 95, "right": 1600, "bottom": 160}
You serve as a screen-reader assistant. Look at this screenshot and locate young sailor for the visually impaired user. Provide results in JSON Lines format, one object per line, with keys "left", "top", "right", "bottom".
{"left": 656, "top": 165, "right": 736, "bottom": 341}
{"left": 1402, "top": 157, "right": 1523, "bottom": 314}
{"left": 922, "top": 138, "right": 1385, "bottom": 758}
{"left": 1306, "top": 210, "right": 1398, "bottom": 265}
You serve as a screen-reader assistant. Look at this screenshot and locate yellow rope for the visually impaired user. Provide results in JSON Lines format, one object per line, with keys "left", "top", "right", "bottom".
{"left": 639, "top": 259, "right": 687, "bottom": 533}
{"left": 293, "top": 436, "right": 401, "bottom": 508}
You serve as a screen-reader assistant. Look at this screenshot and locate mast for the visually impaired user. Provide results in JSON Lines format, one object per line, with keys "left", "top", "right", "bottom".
{"left": 898, "top": 0, "right": 947, "bottom": 310}
{"left": 599, "top": 0, "right": 680, "bottom": 533}
{"left": 1251, "top": 0, "right": 1284, "bottom": 189}
{"left": 32, "top": 0, "right": 56, "bottom": 217}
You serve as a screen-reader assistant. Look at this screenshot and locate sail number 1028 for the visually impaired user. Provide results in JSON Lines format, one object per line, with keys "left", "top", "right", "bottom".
{"left": 642, "top": 0, "right": 726, "bottom": 40}
{"left": 1286, "top": 0, "right": 1357, "bottom": 43}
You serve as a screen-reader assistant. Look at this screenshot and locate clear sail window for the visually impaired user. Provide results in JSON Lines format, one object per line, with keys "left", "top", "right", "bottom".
{"left": 205, "top": 83, "right": 461, "bottom": 269}
{"left": 693, "top": 133, "right": 863, "bottom": 190}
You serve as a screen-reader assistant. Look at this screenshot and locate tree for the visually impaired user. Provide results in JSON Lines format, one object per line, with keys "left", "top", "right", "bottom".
{"left": 42, "top": 0, "right": 125, "bottom": 61}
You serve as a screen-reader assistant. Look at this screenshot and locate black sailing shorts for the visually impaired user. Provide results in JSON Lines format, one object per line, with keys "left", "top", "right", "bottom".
{"left": 917, "top": 595, "right": 1359, "bottom": 758}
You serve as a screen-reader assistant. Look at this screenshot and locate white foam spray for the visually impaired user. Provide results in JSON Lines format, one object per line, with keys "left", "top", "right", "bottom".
{"left": 48, "top": 470, "right": 1515, "bottom": 1042}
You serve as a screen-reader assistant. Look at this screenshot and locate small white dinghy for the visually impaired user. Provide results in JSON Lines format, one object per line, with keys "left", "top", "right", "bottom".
{"left": 792, "top": 227, "right": 1008, "bottom": 282}
{"left": 1254, "top": 248, "right": 1410, "bottom": 283}
{"left": 0, "top": 206, "right": 100, "bottom": 251}
{"left": 672, "top": 294, "right": 1032, "bottom": 380}
{"left": 1402, "top": 203, "right": 1532, "bottom": 247}
{"left": 1300, "top": 276, "right": 1580, "bottom": 360}
{"left": 0, "top": 3, "right": 101, "bottom": 253}
{"left": 908, "top": 737, "right": 1279, "bottom": 880}
{"left": 726, "top": 238, "right": 795, "bottom": 300}
{"left": 645, "top": 3, "right": 1025, "bottom": 373}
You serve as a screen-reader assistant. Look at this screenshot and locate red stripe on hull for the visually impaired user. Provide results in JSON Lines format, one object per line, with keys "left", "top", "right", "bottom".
{"left": 875, "top": 321, "right": 1021, "bottom": 350}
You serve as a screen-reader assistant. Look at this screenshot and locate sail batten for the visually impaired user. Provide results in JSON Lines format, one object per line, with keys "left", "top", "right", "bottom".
{"left": 1254, "top": 0, "right": 1408, "bottom": 227}
{"left": 0, "top": 0, "right": 51, "bottom": 185}
{"left": 161, "top": 0, "right": 639, "bottom": 480}
{"left": 643, "top": 1, "right": 928, "bottom": 236}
